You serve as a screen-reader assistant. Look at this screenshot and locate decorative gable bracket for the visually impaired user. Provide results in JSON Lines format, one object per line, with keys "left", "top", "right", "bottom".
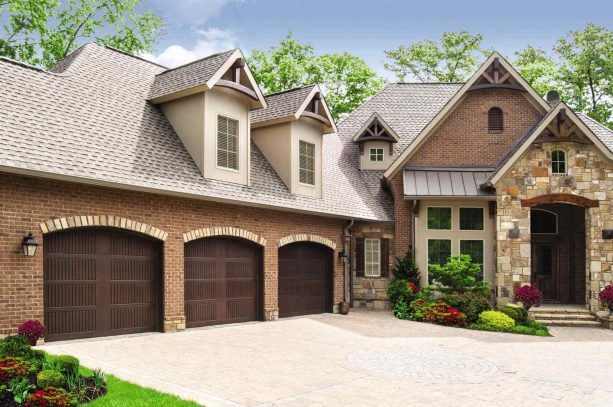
{"left": 352, "top": 113, "right": 399, "bottom": 155}
{"left": 468, "top": 57, "right": 525, "bottom": 93}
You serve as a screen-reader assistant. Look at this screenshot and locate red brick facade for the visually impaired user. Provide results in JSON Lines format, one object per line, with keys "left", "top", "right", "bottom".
{"left": 408, "top": 89, "right": 541, "bottom": 167}
{"left": 0, "top": 173, "right": 347, "bottom": 335}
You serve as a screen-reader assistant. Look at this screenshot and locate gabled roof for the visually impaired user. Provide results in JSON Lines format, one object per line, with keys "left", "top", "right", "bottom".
{"left": 352, "top": 112, "right": 400, "bottom": 143}
{"left": 148, "top": 48, "right": 267, "bottom": 109}
{"left": 251, "top": 84, "right": 336, "bottom": 132}
{"left": 383, "top": 52, "right": 552, "bottom": 179}
{"left": 0, "top": 42, "right": 389, "bottom": 222}
{"left": 485, "top": 102, "right": 613, "bottom": 186}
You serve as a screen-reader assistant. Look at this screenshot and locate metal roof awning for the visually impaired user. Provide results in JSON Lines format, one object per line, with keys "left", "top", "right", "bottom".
{"left": 403, "top": 168, "right": 495, "bottom": 199}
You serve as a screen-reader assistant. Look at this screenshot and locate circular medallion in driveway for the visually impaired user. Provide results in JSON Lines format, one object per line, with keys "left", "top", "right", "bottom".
{"left": 347, "top": 346, "right": 501, "bottom": 383}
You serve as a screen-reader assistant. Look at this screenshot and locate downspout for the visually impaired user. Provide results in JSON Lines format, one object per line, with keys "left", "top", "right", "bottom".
{"left": 411, "top": 200, "right": 418, "bottom": 264}
{"left": 343, "top": 219, "right": 355, "bottom": 306}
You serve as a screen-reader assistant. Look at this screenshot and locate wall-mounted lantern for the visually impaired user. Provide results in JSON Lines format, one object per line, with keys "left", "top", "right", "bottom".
{"left": 338, "top": 248, "right": 348, "bottom": 263}
{"left": 22, "top": 232, "right": 38, "bottom": 257}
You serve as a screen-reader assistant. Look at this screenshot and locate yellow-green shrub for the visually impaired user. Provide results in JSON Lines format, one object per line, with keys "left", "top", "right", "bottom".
{"left": 476, "top": 310, "right": 515, "bottom": 331}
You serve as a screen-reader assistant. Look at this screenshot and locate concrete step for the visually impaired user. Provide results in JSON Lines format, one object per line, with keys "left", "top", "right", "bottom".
{"left": 531, "top": 313, "right": 596, "bottom": 321}
{"left": 529, "top": 307, "right": 591, "bottom": 315}
{"left": 535, "top": 319, "right": 601, "bottom": 327}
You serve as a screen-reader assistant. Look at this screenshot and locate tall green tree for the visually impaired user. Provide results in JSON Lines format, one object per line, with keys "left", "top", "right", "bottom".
{"left": 248, "top": 33, "right": 384, "bottom": 121}
{"left": 515, "top": 24, "right": 613, "bottom": 128}
{"left": 0, "top": 0, "right": 164, "bottom": 68}
{"left": 384, "top": 30, "right": 487, "bottom": 82}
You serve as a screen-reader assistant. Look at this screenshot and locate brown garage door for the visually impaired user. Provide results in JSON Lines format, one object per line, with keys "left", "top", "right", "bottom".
{"left": 279, "top": 242, "right": 332, "bottom": 318}
{"left": 184, "top": 237, "right": 261, "bottom": 328}
{"left": 44, "top": 228, "right": 162, "bottom": 342}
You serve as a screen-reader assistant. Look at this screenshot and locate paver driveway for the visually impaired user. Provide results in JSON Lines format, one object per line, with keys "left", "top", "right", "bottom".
{"left": 43, "top": 310, "right": 613, "bottom": 407}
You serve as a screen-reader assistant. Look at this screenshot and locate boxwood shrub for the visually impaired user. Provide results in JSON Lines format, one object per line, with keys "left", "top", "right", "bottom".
{"left": 476, "top": 310, "right": 515, "bottom": 331}
{"left": 37, "top": 370, "right": 66, "bottom": 389}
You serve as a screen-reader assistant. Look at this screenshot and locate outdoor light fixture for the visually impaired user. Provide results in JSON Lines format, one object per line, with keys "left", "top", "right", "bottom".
{"left": 22, "top": 232, "right": 38, "bottom": 257}
{"left": 338, "top": 248, "right": 347, "bottom": 262}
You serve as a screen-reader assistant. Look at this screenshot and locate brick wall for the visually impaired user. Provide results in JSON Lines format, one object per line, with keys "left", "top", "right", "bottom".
{"left": 0, "top": 173, "right": 348, "bottom": 335}
{"left": 408, "top": 89, "right": 541, "bottom": 167}
{"left": 389, "top": 172, "right": 412, "bottom": 256}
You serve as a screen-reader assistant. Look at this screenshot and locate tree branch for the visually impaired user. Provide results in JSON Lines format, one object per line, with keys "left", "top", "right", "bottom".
{"left": 62, "top": 4, "right": 105, "bottom": 58}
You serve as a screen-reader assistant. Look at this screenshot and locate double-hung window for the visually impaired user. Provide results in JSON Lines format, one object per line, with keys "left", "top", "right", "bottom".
{"left": 364, "top": 238, "right": 381, "bottom": 277}
{"left": 217, "top": 115, "right": 239, "bottom": 170}
{"left": 299, "top": 140, "right": 315, "bottom": 185}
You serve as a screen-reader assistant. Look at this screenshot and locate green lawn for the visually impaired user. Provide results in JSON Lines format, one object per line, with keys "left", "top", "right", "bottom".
{"left": 80, "top": 366, "right": 202, "bottom": 407}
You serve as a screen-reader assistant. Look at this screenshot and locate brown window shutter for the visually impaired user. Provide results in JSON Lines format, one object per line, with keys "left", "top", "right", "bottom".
{"left": 355, "top": 237, "right": 365, "bottom": 277}
{"left": 381, "top": 238, "right": 390, "bottom": 277}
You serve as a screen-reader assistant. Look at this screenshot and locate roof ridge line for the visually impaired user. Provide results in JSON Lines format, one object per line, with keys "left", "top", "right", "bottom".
{"left": 264, "top": 84, "right": 316, "bottom": 97}
{"left": 155, "top": 48, "right": 237, "bottom": 76}
{"left": 98, "top": 43, "right": 169, "bottom": 69}
{"left": 0, "top": 56, "right": 68, "bottom": 76}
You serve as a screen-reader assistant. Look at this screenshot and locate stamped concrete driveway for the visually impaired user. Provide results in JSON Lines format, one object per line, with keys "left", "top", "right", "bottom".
{"left": 43, "top": 310, "right": 613, "bottom": 407}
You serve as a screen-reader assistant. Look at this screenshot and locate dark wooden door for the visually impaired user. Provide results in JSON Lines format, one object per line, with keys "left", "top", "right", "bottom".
{"left": 531, "top": 242, "right": 558, "bottom": 301}
{"left": 184, "top": 237, "right": 261, "bottom": 328}
{"left": 278, "top": 242, "right": 331, "bottom": 318}
{"left": 44, "top": 229, "right": 162, "bottom": 342}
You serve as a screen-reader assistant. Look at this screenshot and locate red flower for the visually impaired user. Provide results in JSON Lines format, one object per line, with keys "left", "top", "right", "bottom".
{"left": 408, "top": 281, "right": 418, "bottom": 294}
{"left": 599, "top": 285, "right": 613, "bottom": 309}
{"left": 18, "top": 320, "right": 47, "bottom": 346}
{"left": 512, "top": 285, "right": 543, "bottom": 310}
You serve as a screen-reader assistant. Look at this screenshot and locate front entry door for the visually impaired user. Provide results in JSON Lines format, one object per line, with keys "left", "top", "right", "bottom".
{"left": 531, "top": 242, "right": 558, "bottom": 301}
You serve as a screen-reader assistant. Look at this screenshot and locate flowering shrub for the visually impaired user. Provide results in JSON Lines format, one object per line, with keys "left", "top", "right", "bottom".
{"left": 18, "top": 320, "right": 47, "bottom": 346}
{"left": 387, "top": 279, "right": 419, "bottom": 308}
{"left": 409, "top": 299, "right": 467, "bottom": 327}
{"left": 512, "top": 285, "right": 543, "bottom": 310}
{"left": 0, "top": 357, "right": 33, "bottom": 382}
{"left": 440, "top": 293, "right": 492, "bottom": 324}
{"left": 599, "top": 285, "right": 613, "bottom": 311}
{"left": 25, "top": 387, "right": 77, "bottom": 407}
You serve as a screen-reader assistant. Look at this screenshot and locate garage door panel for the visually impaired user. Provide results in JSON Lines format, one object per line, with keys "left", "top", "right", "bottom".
{"left": 46, "top": 283, "right": 97, "bottom": 308}
{"left": 44, "top": 229, "right": 161, "bottom": 341}
{"left": 185, "top": 237, "right": 261, "bottom": 328}
{"left": 46, "top": 309, "right": 97, "bottom": 338}
{"left": 279, "top": 242, "right": 331, "bottom": 318}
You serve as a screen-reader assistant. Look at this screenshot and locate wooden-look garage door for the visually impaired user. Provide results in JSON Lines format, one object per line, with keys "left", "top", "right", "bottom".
{"left": 44, "top": 228, "right": 162, "bottom": 342}
{"left": 279, "top": 242, "right": 332, "bottom": 318}
{"left": 184, "top": 237, "right": 261, "bottom": 328}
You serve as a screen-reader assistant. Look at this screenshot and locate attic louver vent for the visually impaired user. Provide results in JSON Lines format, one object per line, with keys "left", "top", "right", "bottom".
{"left": 488, "top": 107, "right": 503, "bottom": 133}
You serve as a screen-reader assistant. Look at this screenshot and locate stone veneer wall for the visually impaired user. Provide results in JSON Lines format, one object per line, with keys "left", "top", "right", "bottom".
{"left": 351, "top": 223, "right": 395, "bottom": 309}
{"left": 495, "top": 141, "right": 613, "bottom": 315}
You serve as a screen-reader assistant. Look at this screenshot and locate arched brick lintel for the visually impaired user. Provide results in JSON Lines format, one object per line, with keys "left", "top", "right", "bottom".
{"left": 521, "top": 193, "right": 599, "bottom": 208}
{"left": 39, "top": 215, "right": 168, "bottom": 241}
{"left": 278, "top": 234, "right": 337, "bottom": 250}
{"left": 182, "top": 226, "right": 267, "bottom": 246}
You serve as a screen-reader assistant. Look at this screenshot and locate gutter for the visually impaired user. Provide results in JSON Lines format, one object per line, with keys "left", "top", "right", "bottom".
{"left": 343, "top": 219, "right": 355, "bottom": 305}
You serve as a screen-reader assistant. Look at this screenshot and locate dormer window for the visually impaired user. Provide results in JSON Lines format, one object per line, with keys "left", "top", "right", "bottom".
{"left": 551, "top": 150, "right": 566, "bottom": 174}
{"left": 299, "top": 140, "right": 315, "bottom": 185}
{"left": 217, "top": 115, "right": 239, "bottom": 171}
{"left": 370, "top": 148, "right": 384, "bottom": 162}
{"left": 488, "top": 107, "right": 503, "bottom": 133}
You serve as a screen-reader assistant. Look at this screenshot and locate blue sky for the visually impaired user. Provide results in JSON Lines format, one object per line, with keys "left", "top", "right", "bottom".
{"left": 144, "top": 0, "right": 612, "bottom": 79}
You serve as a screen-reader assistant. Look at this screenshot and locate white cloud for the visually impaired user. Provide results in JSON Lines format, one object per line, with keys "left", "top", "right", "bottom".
{"left": 142, "top": 28, "right": 238, "bottom": 68}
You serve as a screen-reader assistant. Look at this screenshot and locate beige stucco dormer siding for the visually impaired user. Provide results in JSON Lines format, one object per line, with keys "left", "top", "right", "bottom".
{"left": 203, "top": 86, "right": 251, "bottom": 185}
{"left": 252, "top": 117, "right": 324, "bottom": 198}
{"left": 359, "top": 140, "right": 393, "bottom": 170}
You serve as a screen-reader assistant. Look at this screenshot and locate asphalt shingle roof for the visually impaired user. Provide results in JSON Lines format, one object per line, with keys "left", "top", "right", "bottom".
{"left": 251, "top": 85, "right": 316, "bottom": 123}
{"left": 148, "top": 49, "right": 235, "bottom": 100}
{"left": 0, "top": 43, "right": 389, "bottom": 221}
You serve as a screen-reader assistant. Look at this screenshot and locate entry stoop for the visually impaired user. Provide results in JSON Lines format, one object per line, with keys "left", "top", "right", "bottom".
{"left": 530, "top": 305, "right": 600, "bottom": 327}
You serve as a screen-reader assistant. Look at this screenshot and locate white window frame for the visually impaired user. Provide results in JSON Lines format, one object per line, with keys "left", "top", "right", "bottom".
{"left": 369, "top": 147, "right": 384, "bottom": 162}
{"left": 364, "top": 238, "right": 381, "bottom": 277}
{"left": 426, "top": 206, "right": 452, "bottom": 231}
{"left": 215, "top": 114, "right": 240, "bottom": 172}
{"left": 459, "top": 207, "right": 485, "bottom": 231}
{"left": 551, "top": 149, "right": 567, "bottom": 175}
{"left": 298, "top": 140, "right": 316, "bottom": 187}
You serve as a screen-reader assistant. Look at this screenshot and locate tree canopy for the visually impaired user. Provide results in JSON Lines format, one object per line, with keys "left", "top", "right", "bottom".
{"left": 384, "top": 30, "right": 487, "bottom": 82}
{"left": 0, "top": 0, "right": 164, "bottom": 68}
{"left": 248, "top": 33, "right": 384, "bottom": 121}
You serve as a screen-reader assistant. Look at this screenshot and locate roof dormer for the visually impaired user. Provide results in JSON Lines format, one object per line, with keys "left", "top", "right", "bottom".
{"left": 353, "top": 113, "right": 399, "bottom": 170}
{"left": 251, "top": 85, "right": 336, "bottom": 198}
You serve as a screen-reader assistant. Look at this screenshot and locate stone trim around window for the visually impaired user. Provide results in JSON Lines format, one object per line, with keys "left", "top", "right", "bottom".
{"left": 182, "top": 226, "right": 267, "bottom": 246}
{"left": 39, "top": 215, "right": 168, "bottom": 241}
{"left": 278, "top": 234, "right": 336, "bottom": 250}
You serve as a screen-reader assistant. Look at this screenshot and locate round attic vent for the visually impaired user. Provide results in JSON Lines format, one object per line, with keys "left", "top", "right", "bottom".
{"left": 546, "top": 90, "right": 560, "bottom": 105}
